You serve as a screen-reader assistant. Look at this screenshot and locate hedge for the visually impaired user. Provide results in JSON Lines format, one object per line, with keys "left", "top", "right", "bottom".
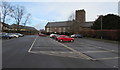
{"left": 79, "top": 30, "right": 118, "bottom": 41}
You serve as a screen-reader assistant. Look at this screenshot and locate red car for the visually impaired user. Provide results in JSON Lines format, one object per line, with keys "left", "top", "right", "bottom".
{"left": 57, "top": 35, "right": 74, "bottom": 42}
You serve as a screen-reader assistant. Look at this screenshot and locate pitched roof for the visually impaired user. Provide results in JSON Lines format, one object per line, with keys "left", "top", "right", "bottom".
{"left": 46, "top": 21, "right": 73, "bottom": 27}
{"left": 46, "top": 21, "right": 94, "bottom": 28}
{"left": 1, "top": 22, "right": 10, "bottom": 28}
{"left": 22, "top": 26, "right": 37, "bottom": 30}
{"left": 80, "top": 21, "right": 94, "bottom": 28}
{"left": 10, "top": 24, "right": 37, "bottom": 30}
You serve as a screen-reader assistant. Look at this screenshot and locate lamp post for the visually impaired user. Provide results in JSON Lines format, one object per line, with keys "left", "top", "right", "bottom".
{"left": 100, "top": 15, "right": 103, "bottom": 40}
{"left": 97, "top": 15, "right": 103, "bottom": 40}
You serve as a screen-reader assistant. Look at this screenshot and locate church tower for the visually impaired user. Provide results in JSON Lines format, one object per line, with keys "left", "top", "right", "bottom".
{"left": 73, "top": 9, "right": 86, "bottom": 33}
{"left": 75, "top": 9, "right": 86, "bottom": 24}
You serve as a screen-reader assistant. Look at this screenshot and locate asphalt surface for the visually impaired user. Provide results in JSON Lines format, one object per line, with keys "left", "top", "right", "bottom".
{"left": 2, "top": 35, "right": 119, "bottom": 69}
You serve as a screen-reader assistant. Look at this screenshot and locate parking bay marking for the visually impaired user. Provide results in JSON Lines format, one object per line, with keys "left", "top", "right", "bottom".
{"left": 51, "top": 39, "right": 96, "bottom": 61}
{"left": 84, "top": 51, "right": 112, "bottom": 53}
{"left": 84, "top": 43, "right": 118, "bottom": 53}
{"left": 29, "top": 37, "right": 119, "bottom": 61}
{"left": 28, "top": 36, "right": 38, "bottom": 52}
{"left": 96, "top": 57, "right": 120, "bottom": 60}
{"left": 75, "top": 40, "right": 118, "bottom": 53}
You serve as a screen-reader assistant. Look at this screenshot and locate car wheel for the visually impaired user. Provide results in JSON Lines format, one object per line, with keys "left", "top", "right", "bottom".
{"left": 59, "top": 39, "right": 63, "bottom": 42}
{"left": 16, "top": 36, "right": 19, "bottom": 38}
{"left": 70, "top": 40, "right": 74, "bottom": 42}
{"left": 6, "top": 37, "right": 10, "bottom": 39}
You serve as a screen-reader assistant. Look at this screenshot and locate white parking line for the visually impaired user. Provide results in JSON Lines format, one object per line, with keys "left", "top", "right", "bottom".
{"left": 96, "top": 57, "right": 120, "bottom": 60}
{"left": 85, "top": 43, "right": 118, "bottom": 53}
{"left": 84, "top": 51, "right": 111, "bottom": 53}
{"left": 28, "top": 36, "right": 38, "bottom": 52}
{"left": 51, "top": 39, "right": 96, "bottom": 61}
{"left": 29, "top": 51, "right": 86, "bottom": 59}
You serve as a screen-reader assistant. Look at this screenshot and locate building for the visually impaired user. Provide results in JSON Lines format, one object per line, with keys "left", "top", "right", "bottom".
{"left": 9, "top": 24, "right": 37, "bottom": 31}
{"left": 45, "top": 9, "right": 94, "bottom": 34}
{"left": 80, "top": 21, "right": 94, "bottom": 31}
{"left": 0, "top": 22, "right": 10, "bottom": 31}
{"left": 45, "top": 21, "right": 74, "bottom": 34}
{"left": 0, "top": 22, "right": 38, "bottom": 32}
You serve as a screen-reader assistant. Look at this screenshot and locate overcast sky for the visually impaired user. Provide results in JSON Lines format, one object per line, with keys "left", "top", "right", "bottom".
{"left": 7, "top": 1, "right": 119, "bottom": 30}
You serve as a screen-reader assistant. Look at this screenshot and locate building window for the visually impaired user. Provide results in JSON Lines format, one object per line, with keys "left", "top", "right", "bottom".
{"left": 59, "top": 28, "right": 61, "bottom": 32}
{"left": 49, "top": 28, "right": 52, "bottom": 32}
{"left": 47, "top": 28, "right": 49, "bottom": 32}
{"left": 63, "top": 27, "right": 66, "bottom": 32}
{"left": 67, "top": 27, "right": 70, "bottom": 30}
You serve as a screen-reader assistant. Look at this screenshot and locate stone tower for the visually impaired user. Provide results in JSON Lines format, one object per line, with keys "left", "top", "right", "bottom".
{"left": 73, "top": 9, "right": 85, "bottom": 33}
{"left": 75, "top": 9, "right": 85, "bottom": 24}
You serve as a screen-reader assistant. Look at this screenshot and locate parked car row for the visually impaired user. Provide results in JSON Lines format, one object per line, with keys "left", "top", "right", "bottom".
{"left": 49, "top": 34, "right": 75, "bottom": 42}
{"left": 71, "top": 34, "right": 83, "bottom": 38}
{"left": 38, "top": 33, "right": 83, "bottom": 42}
{"left": 0, "top": 33, "right": 24, "bottom": 39}
{"left": 38, "top": 33, "right": 47, "bottom": 37}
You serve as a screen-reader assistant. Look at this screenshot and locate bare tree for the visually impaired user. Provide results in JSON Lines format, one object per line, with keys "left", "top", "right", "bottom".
{"left": 68, "top": 12, "right": 75, "bottom": 21}
{"left": 1, "top": 1, "right": 12, "bottom": 23}
{"left": 0, "top": 12, "right": 1, "bottom": 22}
{"left": 10, "top": 5, "right": 26, "bottom": 30}
{"left": 23, "top": 13, "right": 31, "bottom": 26}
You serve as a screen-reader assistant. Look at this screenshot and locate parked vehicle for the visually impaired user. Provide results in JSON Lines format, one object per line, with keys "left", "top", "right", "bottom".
{"left": 15, "top": 33, "right": 24, "bottom": 37}
{"left": 50, "top": 34, "right": 57, "bottom": 38}
{"left": 53, "top": 34, "right": 60, "bottom": 40}
{"left": 38, "top": 33, "right": 47, "bottom": 37}
{"left": 8, "top": 33, "right": 19, "bottom": 38}
{"left": 71, "top": 34, "right": 83, "bottom": 38}
{"left": 0, "top": 33, "right": 12, "bottom": 39}
{"left": 57, "top": 35, "right": 74, "bottom": 42}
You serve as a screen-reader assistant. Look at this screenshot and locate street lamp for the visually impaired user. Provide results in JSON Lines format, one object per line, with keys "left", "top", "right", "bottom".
{"left": 100, "top": 15, "right": 103, "bottom": 40}
{"left": 97, "top": 15, "right": 103, "bottom": 40}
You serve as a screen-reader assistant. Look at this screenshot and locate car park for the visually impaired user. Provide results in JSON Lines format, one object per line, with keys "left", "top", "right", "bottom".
{"left": 71, "top": 34, "right": 83, "bottom": 38}
{"left": 57, "top": 35, "right": 74, "bottom": 42}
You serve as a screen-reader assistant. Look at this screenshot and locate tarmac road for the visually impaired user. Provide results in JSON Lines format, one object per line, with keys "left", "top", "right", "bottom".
{"left": 2, "top": 35, "right": 119, "bottom": 70}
